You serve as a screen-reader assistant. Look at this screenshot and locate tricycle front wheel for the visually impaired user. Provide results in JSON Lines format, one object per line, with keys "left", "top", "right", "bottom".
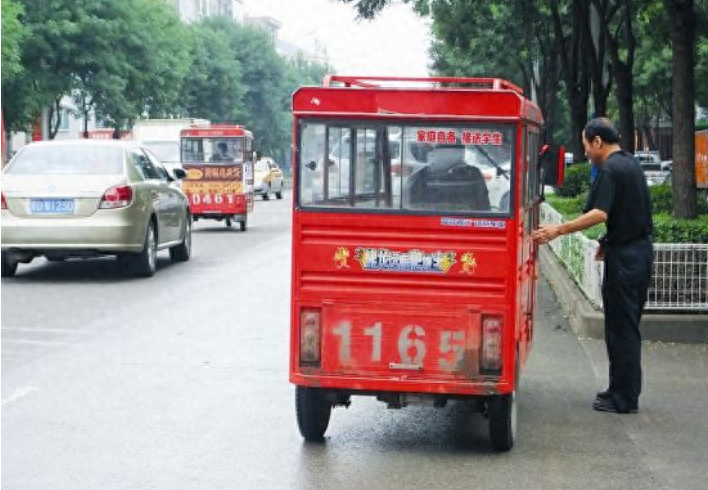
{"left": 296, "top": 386, "right": 331, "bottom": 441}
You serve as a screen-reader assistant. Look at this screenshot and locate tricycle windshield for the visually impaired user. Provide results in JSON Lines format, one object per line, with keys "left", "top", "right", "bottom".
{"left": 181, "top": 137, "right": 245, "bottom": 164}
{"left": 298, "top": 120, "right": 515, "bottom": 214}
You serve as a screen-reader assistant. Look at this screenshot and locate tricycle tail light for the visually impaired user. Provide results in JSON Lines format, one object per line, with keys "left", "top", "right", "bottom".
{"left": 481, "top": 315, "right": 503, "bottom": 374}
{"left": 300, "top": 308, "right": 322, "bottom": 366}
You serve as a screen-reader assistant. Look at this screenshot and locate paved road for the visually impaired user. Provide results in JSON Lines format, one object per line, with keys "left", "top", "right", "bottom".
{"left": 2, "top": 191, "right": 707, "bottom": 490}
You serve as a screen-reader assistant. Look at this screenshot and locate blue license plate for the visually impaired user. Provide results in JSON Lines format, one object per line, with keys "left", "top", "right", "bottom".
{"left": 29, "top": 199, "right": 76, "bottom": 215}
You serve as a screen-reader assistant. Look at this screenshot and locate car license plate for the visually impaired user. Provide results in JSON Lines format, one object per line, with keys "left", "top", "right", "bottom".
{"left": 29, "top": 199, "right": 76, "bottom": 215}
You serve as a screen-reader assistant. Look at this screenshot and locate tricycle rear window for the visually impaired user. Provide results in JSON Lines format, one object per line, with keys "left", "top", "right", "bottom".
{"left": 298, "top": 121, "right": 514, "bottom": 215}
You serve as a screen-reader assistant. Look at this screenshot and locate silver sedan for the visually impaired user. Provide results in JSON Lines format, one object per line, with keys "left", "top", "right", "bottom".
{"left": 1, "top": 140, "right": 192, "bottom": 277}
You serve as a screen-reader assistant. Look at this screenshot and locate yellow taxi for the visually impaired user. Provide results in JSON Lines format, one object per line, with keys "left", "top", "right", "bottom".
{"left": 253, "top": 157, "right": 284, "bottom": 200}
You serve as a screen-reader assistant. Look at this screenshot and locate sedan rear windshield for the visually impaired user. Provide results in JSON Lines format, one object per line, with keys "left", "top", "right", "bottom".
{"left": 6, "top": 145, "right": 125, "bottom": 175}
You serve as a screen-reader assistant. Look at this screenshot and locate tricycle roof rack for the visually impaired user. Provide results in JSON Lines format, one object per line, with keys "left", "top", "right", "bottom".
{"left": 322, "top": 75, "right": 524, "bottom": 95}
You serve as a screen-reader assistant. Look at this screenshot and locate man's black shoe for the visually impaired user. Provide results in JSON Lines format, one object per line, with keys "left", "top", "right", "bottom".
{"left": 592, "top": 397, "right": 637, "bottom": 414}
{"left": 596, "top": 390, "right": 612, "bottom": 400}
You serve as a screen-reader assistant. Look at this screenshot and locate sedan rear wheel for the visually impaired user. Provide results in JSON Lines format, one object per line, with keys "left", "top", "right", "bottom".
{"left": 275, "top": 181, "right": 284, "bottom": 199}
{"left": 130, "top": 220, "right": 157, "bottom": 277}
{"left": 169, "top": 214, "right": 192, "bottom": 262}
{"left": 263, "top": 183, "right": 271, "bottom": 201}
{"left": 1, "top": 252, "right": 18, "bottom": 278}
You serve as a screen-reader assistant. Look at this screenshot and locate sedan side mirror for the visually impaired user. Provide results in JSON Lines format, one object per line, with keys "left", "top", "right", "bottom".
{"left": 173, "top": 168, "right": 187, "bottom": 180}
{"left": 305, "top": 161, "right": 317, "bottom": 171}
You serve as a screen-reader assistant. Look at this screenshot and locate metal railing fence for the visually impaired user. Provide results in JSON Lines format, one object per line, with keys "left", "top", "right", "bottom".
{"left": 541, "top": 203, "right": 708, "bottom": 312}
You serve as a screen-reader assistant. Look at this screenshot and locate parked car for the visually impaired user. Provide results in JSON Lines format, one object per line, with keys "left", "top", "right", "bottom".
{"left": 254, "top": 157, "right": 285, "bottom": 200}
{"left": 1, "top": 140, "right": 192, "bottom": 278}
{"left": 635, "top": 151, "right": 671, "bottom": 186}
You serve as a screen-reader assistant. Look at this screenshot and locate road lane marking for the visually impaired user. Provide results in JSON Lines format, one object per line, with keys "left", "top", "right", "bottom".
{"left": 1, "top": 387, "right": 38, "bottom": 406}
{"left": 1, "top": 338, "right": 68, "bottom": 346}
{"left": 2, "top": 326, "right": 90, "bottom": 334}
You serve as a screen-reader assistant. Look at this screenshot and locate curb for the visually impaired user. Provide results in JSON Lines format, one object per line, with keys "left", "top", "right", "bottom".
{"left": 539, "top": 246, "right": 708, "bottom": 343}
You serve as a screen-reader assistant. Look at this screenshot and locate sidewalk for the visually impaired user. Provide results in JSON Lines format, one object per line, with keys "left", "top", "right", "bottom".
{"left": 528, "top": 277, "right": 708, "bottom": 490}
{"left": 539, "top": 245, "right": 708, "bottom": 343}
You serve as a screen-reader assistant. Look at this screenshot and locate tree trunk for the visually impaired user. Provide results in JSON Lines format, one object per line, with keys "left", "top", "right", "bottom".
{"left": 570, "top": 97, "right": 589, "bottom": 162}
{"left": 537, "top": 44, "right": 561, "bottom": 144}
{"left": 551, "top": 0, "right": 590, "bottom": 161}
{"left": 47, "top": 99, "right": 62, "bottom": 140}
{"left": 112, "top": 127, "right": 121, "bottom": 140}
{"left": 665, "top": 0, "right": 697, "bottom": 219}
{"left": 614, "top": 63, "right": 635, "bottom": 152}
{"left": 586, "top": 0, "right": 612, "bottom": 117}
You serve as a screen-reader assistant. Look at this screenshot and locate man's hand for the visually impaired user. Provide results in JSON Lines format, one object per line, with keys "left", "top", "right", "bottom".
{"left": 532, "top": 224, "right": 562, "bottom": 244}
{"left": 595, "top": 245, "right": 606, "bottom": 262}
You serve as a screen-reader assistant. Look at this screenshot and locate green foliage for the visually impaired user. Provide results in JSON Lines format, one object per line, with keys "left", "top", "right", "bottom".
{"left": 178, "top": 21, "right": 244, "bottom": 123}
{"left": 93, "top": 0, "right": 191, "bottom": 130}
{"left": 649, "top": 183, "right": 708, "bottom": 215}
{"left": 1, "top": 0, "right": 26, "bottom": 84}
{"left": 196, "top": 19, "right": 288, "bottom": 156}
{"left": 648, "top": 184, "right": 673, "bottom": 213}
{"left": 652, "top": 214, "right": 708, "bottom": 243}
{"left": 555, "top": 163, "right": 592, "bottom": 197}
{"left": 546, "top": 192, "right": 587, "bottom": 216}
{"left": 549, "top": 184, "right": 708, "bottom": 243}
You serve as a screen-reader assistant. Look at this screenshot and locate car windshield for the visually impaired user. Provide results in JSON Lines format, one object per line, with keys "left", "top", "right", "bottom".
{"left": 143, "top": 141, "right": 180, "bottom": 163}
{"left": 6, "top": 145, "right": 125, "bottom": 175}
{"left": 181, "top": 137, "right": 244, "bottom": 164}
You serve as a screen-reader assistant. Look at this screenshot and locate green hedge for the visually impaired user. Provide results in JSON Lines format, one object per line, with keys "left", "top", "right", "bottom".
{"left": 556, "top": 163, "right": 592, "bottom": 197}
{"left": 649, "top": 184, "right": 708, "bottom": 215}
{"left": 547, "top": 185, "right": 708, "bottom": 244}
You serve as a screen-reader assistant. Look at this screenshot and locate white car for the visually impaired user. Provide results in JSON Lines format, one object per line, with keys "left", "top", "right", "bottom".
{"left": 635, "top": 151, "right": 670, "bottom": 186}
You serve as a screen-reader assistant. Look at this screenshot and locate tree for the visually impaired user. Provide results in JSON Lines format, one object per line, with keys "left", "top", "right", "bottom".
{"left": 3, "top": 0, "right": 81, "bottom": 136}
{"left": 93, "top": 0, "right": 191, "bottom": 136}
{"left": 664, "top": 0, "right": 697, "bottom": 218}
{"left": 1, "top": 0, "right": 26, "bottom": 84}
{"left": 633, "top": 1, "right": 672, "bottom": 148}
{"left": 178, "top": 22, "right": 244, "bottom": 123}
{"left": 202, "top": 18, "right": 289, "bottom": 156}
{"left": 551, "top": 0, "right": 591, "bottom": 161}
{"left": 590, "top": 0, "right": 644, "bottom": 152}
{"left": 427, "top": 1, "right": 563, "bottom": 143}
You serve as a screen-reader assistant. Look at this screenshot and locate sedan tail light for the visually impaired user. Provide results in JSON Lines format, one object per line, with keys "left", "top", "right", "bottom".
{"left": 481, "top": 315, "right": 503, "bottom": 373}
{"left": 1, "top": 192, "right": 7, "bottom": 210}
{"left": 300, "top": 308, "right": 322, "bottom": 366}
{"left": 100, "top": 185, "right": 133, "bottom": 209}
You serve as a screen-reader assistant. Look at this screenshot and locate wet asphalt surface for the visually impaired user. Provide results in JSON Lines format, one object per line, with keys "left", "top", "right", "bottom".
{"left": 2, "top": 190, "right": 708, "bottom": 490}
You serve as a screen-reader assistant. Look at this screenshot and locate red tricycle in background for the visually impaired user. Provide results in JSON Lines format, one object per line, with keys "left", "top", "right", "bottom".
{"left": 289, "top": 75, "right": 564, "bottom": 451}
{"left": 180, "top": 124, "right": 255, "bottom": 231}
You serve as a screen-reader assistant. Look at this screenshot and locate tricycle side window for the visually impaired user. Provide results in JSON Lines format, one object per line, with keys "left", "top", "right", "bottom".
{"left": 297, "top": 120, "right": 514, "bottom": 215}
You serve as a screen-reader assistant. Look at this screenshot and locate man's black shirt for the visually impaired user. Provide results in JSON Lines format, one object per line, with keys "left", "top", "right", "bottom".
{"left": 584, "top": 150, "right": 653, "bottom": 245}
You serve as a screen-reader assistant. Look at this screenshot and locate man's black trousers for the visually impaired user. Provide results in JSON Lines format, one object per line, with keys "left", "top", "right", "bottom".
{"left": 601, "top": 238, "right": 653, "bottom": 412}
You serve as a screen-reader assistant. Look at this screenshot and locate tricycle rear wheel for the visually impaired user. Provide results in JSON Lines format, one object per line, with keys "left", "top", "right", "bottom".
{"left": 488, "top": 391, "right": 516, "bottom": 451}
{"left": 296, "top": 386, "right": 331, "bottom": 441}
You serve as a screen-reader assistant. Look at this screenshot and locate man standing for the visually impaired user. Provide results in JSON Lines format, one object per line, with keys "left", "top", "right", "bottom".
{"left": 532, "top": 117, "right": 653, "bottom": 414}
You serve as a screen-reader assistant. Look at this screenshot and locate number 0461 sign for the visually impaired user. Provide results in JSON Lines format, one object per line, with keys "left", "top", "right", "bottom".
{"left": 330, "top": 321, "right": 470, "bottom": 372}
